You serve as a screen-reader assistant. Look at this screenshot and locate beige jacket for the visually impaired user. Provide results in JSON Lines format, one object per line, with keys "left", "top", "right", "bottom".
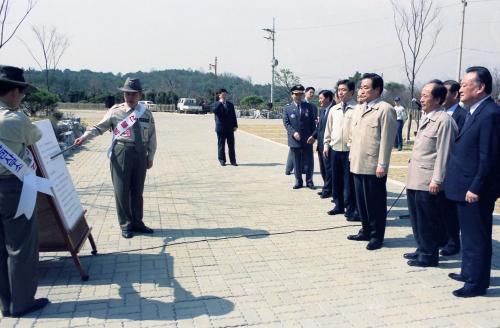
{"left": 349, "top": 99, "right": 397, "bottom": 175}
{"left": 406, "top": 109, "right": 458, "bottom": 191}
{"left": 323, "top": 100, "right": 356, "bottom": 152}
{"left": 0, "top": 101, "right": 42, "bottom": 177}
{"left": 83, "top": 103, "right": 157, "bottom": 161}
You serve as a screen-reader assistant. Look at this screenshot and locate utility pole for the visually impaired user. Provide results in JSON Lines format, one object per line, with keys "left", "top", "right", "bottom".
{"left": 457, "top": 0, "right": 467, "bottom": 81}
{"left": 209, "top": 56, "right": 218, "bottom": 101}
{"left": 263, "top": 18, "right": 278, "bottom": 106}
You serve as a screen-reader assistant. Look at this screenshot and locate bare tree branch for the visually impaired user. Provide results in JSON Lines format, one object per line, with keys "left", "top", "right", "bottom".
{"left": 0, "top": 0, "right": 36, "bottom": 50}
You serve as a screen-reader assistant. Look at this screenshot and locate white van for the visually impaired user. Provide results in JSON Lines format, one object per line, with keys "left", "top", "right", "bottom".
{"left": 177, "top": 98, "right": 203, "bottom": 113}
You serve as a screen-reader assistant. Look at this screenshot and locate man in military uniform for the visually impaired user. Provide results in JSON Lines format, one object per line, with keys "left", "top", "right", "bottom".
{"left": 0, "top": 65, "right": 49, "bottom": 317}
{"left": 283, "top": 84, "right": 317, "bottom": 189}
{"left": 75, "top": 78, "right": 157, "bottom": 239}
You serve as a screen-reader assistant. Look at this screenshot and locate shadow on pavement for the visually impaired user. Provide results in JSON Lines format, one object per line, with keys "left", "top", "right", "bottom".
{"left": 36, "top": 227, "right": 269, "bottom": 321}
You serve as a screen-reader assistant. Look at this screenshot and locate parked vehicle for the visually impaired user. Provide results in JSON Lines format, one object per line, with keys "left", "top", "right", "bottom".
{"left": 177, "top": 98, "right": 203, "bottom": 113}
{"left": 139, "top": 100, "right": 157, "bottom": 111}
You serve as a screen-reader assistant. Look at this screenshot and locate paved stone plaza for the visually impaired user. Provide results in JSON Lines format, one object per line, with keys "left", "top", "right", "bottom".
{"left": 1, "top": 112, "right": 499, "bottom": 327}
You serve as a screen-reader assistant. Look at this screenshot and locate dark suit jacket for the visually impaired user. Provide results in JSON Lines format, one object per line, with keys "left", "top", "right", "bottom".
{"left": 444, "top": 97, "right": 500, "bottom": 201}
{"left": 451, "top": 104, "right": 467, "bottom": 131}
{"left": 213, "top": 101, "right": 238, "bottom": 134}
{"left": 312, "top": 102, "right": 335, "bottom": 151}
{"left": 283, "top": 101, "right": 317, "bottom": 148}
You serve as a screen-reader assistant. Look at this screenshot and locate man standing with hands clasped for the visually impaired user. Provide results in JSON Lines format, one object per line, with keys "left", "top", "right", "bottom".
{"left": 75, "top": 77, "right": 157, "bottom": 239}
{"left": 444, "top": 66, "right": 500, "bottom": 298}
{"left": 213, "top": 88, "right": 238, "bottom": 166}
{"left": 404, "top": 80, "right": 457, "bottom": 268}
{"left": 347, "top": 73, "right": 397, "bottom": 250}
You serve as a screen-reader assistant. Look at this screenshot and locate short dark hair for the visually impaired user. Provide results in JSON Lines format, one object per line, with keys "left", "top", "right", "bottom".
{"left": 305, "top": 86, "right": 315, "bottom": 93}
{"left": 443, "top": 80, "right": 460, "bottom": 94}
{"left": 428, "top": 80, "right": 447, "bottom": 105}
{"left": 0, "top": 81, "right": 24, "bottom": 96}
{"left": 336, "top": 79, "right": 355, "bottom": 92}
{"left": 318, "top": 90, "right": 333, "bottom": 101}
{"left": 361, "top": 73, "right": 384, "bottom": 95}
{"left": 466, "top": 66, "right": 492, "bottom": 94}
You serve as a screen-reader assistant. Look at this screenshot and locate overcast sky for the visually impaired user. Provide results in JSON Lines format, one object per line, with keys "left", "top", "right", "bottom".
{"left": 2, "top": 0, "right": 500, "bottom": 90}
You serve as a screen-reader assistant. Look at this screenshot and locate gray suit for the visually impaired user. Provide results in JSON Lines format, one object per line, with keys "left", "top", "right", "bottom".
{"left": 406, "top": 109, "right": 457, "bottom": 264}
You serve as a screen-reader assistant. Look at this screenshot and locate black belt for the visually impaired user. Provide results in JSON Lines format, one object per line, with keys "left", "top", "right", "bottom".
{"left": 0, "top": 175, "right": 16, "bottom": 180}
{"left": 115, "top": 140, "right": 135, "bottom": 146}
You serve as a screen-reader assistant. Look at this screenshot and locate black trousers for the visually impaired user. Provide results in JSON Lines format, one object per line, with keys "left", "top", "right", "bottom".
{"left": 456, "top": 196, "right": 495, "bottom": 291}
{"left": 437, "top": 192, "right": 460, "bottom": 252}
{"left": 291, "top": 145, "right": 313, "bottom": 184}
{"left": 217, "top": 131, "right": 236, "bottom": 164}
{"left": 285, "top": 149, "right": 294, "bottom": 174}
{"left": 110, "top": 143, "right": 148, "bottom": 231}
{"left": 0, "top": 178, "right": 39, "bottom": 315}
{"left": 353, "top": 173, "right": 387, "bottom": 241}
{"left": 331, "top": 150, "right": 355, "bottom": 214}
{"left": 318, "top": 147, "right": 332, "bottom": 195}
{"left": 407, "top": 189, "right": 440, "bottom": 264}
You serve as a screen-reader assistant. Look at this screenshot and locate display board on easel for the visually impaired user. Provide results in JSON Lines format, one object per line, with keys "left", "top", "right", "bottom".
{"left": 32, "top": 119, "right": 97, "bottom": 281}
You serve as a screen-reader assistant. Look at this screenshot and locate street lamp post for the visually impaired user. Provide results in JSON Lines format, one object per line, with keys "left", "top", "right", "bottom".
{"left": 457, "top": 0, "right": 467, "bottom": 81}
{"left": 263, "top": 18, "right": 278, "bottom": 105}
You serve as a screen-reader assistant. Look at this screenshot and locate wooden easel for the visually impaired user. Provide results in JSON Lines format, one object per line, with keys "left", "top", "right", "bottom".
{"left": 36, "top": 191, "right": 97, "bottom": 281}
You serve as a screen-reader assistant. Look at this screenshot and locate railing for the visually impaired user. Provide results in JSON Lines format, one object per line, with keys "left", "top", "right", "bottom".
{"left": 57, "top": 103, "right": 177, "bottom": 112}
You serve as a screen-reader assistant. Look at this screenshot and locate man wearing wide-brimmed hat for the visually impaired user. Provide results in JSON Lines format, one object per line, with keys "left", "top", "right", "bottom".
{"left": 0, "top": 65, "right": 50, "bottom": 317}
{"left": 75, "top": 77, "right": 157, "bottom": 239}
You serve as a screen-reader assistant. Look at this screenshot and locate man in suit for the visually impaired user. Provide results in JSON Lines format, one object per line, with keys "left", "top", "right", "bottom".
{"left": 404, "top": 80, "right": 458, "bottom": 267}
{"left": 283, "top": 84, "right": 317, "bottom": 189}
{"left": 323, "top": 80, "right": 359, "bottom": 221}
{"left": 436, "top": 79, "right": 468, "bottom": 256}
{"left": 0, "top": 66, "right": 50, "bottom": 317}
{"left": 444, "top": 66, "right": 500, "bottom": 298}
{"left": 308, "top": 90, "right": 334, "bottom": 198}
{"left": 347, "top": 73, "right": 397, "bottom": 250}
{"left": 213, "top": 88, "right": 238, "bottom": 166}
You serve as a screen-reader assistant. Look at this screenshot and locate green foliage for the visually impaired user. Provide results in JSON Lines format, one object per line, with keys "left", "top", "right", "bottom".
{"left": 240, "top": 95, "right": 264, "bottom": 108}
{"left": 24, "top": 89, "right": 60, "bottom": 115}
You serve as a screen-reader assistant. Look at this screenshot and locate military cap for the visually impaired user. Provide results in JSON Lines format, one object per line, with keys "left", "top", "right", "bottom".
{"left": 290, "top": 84, "right": 305, "bottom": 94}
{"left": 394, "top": 96, "right": 401, "bottom": 102}
{"left": 217, "top": 88, "right": 228, "bottom": 94}
{"left": 118, "top": 77, "right": 143, "bottom": 92}
{"left": 0, "top": 65, "right": 37, "bottom": 94}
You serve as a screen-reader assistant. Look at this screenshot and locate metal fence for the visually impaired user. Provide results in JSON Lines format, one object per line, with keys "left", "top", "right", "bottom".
{"left": 57, "top": 103, "right": 177, "bottom": 112}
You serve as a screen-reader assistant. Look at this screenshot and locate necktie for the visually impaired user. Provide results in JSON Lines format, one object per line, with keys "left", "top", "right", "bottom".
{"left": 298, "top": 104, "right": 302, "bottom": 116}
{"left": 342, "top": 102, "right": 347, "bottom": 113}
{"left": 464, "top": 111, "right": 472, "bottom": 124}
{"left": 133, "top": 119, "right": 145, "bottom": 153}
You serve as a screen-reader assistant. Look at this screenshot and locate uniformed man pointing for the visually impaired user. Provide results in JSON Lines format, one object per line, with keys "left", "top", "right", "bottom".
{"left": 75, "top": 78, "right": 157, "bottom": 239}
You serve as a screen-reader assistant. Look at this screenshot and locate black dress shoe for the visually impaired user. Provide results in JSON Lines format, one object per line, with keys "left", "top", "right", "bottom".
{"left": 403, "top": 252, "right": 419, "bottom": 260}
{"left": 317, "top": 191, "right": 323, "bottom": 195}
{"left": 12, "top": 298, "right": 49, "bottom": 317}
{"left": 452, "top": 287, "right": 486, "bottom": 298}
{"left": 133, "top": 225, "right": 154, "bottom": 234}
{"left": 306, "top": 183, "right": 315, "bottom": 190}
{"left": 230, "top": 162, "right": 238, "bottom": 166}
{"left": 293, "top": 184, "right": 303, "bottom": 189}
{"left": 320, "top": 193, "right": 332, "bottom": 199}
{"left": 2, "top": 310, "right": 10, "bottom": 317}
{"left": 121, "top": 230, "right": 133, "bottom": 238}
{"left": 448, "top": 273, "right": 467, "bottom": 282}
{"left": 407, "top": 259, "right": 437, "bottom": 267}
{"left": 366, "top": 240, "right": 383, "bottom": 250}
{"left": 440, "top": 248, "right": 460, "bottom": 256}
{"left": 220, "top": 162, "right": 226, "bottom": 166}
{"left": 327, "top": 208, "right": 344, "bottom": 216}
{"left": 347, "top": 233, "right": 370, "bottom": 241}
{"left": 285, "top": 171, "right": 291, "bottom": 175}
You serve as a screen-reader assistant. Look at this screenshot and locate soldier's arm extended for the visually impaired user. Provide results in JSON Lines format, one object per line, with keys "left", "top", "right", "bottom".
{"left": 74, "top": 109, "right": 113, "bottom": 145}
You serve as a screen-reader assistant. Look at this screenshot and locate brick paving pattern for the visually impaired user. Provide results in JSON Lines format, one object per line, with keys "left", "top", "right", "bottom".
{"left": 1, "top": 112, "right": 499, "bottom": 327}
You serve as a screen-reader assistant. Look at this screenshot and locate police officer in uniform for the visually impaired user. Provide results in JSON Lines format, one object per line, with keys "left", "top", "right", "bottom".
{"left": 75, "top": 78, "right": 157, "bottom": 239}
{"left": 283, "top": 84, "right": 317, "bottom": 189}
{"left": 0, "top": 65, "right": 49, "bottom": 317}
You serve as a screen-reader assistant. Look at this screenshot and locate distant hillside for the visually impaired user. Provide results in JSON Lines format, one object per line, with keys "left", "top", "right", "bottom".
{"left": 24, "top": 69, "right": 289, "bottom": 105}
